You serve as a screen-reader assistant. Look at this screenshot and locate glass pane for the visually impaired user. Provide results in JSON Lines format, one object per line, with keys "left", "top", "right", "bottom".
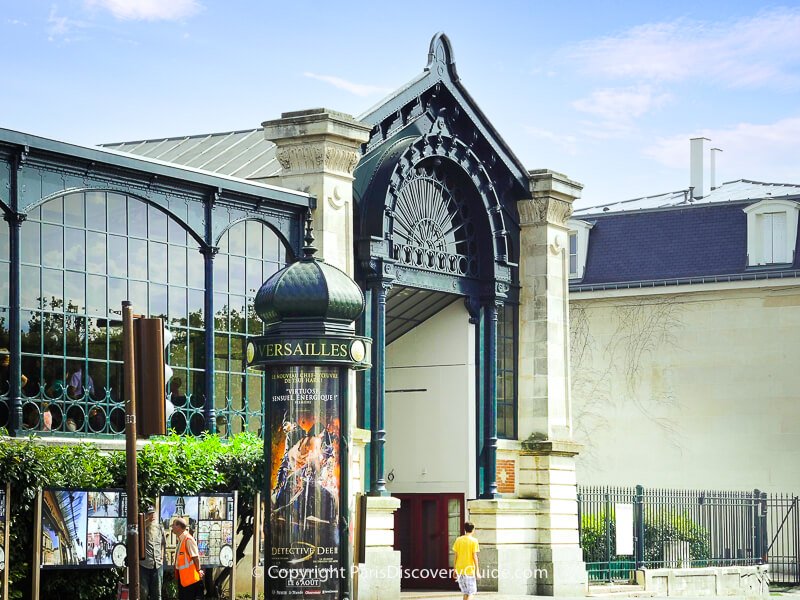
{"left": 148, "top": 205, "right": 167, "bottom": 242}
{"left": 149, "top": 283, "right": 168, "bottom": 318}
{"left": 108, "top": 235, "right": 128, "bottom": 277}
{"left": 168, "top": 215, "right": 187, "bottom": 246}
{"left": 21, "top": 265, "right": 41, "bottom": 309}
{"left": 214, "top": 372, "right": 229, "bottom": 407}
{"left": 86, "top": 191, "right": 106, "bottom": 231}
{"left": 214, "top": 293, "right": 228, "bottom": 331}
{"left": 0, "top": 309, "right": 7, "bottom": 351}
{"left": 0, "top": 221, "right": 9, "bottom": 260}
{"left": 64, "top": 271, "right": 85, "bottom": 313}
{"left": 230, "top": 373, "right": 244, "bottom": 408}
{"left": 188, "top": 289, "right": 204, "bottom": 328}
{"left": 43, "top": 357, "right": 66, "bottom": 399}
{"left": 21, "top": 355, "right": 40, "bottom": 398}
{"left": 128, "top": 238, "right": 148, "bottom": 280}
{"left": 129, "top": 281, "right": 148, "bottom": 314}
{"left": 43, "top": 312, "right": 64, "bottom": 356}
{"left": 228, "top": 222, "right": 245, "bottom": 256}
{"left": 189, "top": 330, "right": 205, "bottom": 370}
{"left": 169, "top": 286, "right": 188, "bottom": 326}
{"left": 190, "top": 370, "right": 205, "bottom": 402}
{"left": 214, "top": 333, "right": 228, "bottom": 371}
{"left": 246, "top": 220, "right": 262, "bottom": 258}
{"left": 148, "top": 242, "right": 167, "bottom": 283}
{"left": 87, "top": 274, "right": 106, "bottom": 317}
{"left": 229, "top": 256, "right": 245, "bottom": 296}
{"left": 247, "top": 375, "right": 263, "bottom": 412}
{"left": 230, "top": 336, "right": 244, "bottom": 373}
{"left": 0, "top": 262, "right": 8, "bottom": 306}
{"left": 63, "top": 193, "right": 85, "bottom": 228}
{"left": 263, "top": 228, "right": 281, "bottom": 261}
{"left": 247, "top": 300, "right": 261, "bottom": 335}
{"left": 21, "top": 221, "right": 40, "bottom": 264}
{"left": 42, "top": 196, "right": 63, "bottom": 224}
{"left": 169, "top": 328, "right": 188, "bottom": 369}
{"left": 187, "top": 248, "right": 204, "bottom": 289}
{"left": 107, "top": 362, "right": 124, "bottom": 402}
{"left": 65, "top": 315, "right": 86, "bottom": 358}
{"left": 109, "top": 325, "right": 124, "bottom": 362}
{"left": 21, "top": 310, "right": 41, "bottom": 354}
{"left": 108, "top": 278, "right": 127, "bottom": 318}
{"left": 64, "top": 228, "right": 85, "bottom": 271}
{"left": 229, "top": 295, "right": 246, "bottom": 334}
{"left": 88, "top": 318, "right": 106, "bottom": 360}
{"left": 41, "top": 268, "right": 63, "bottom": 312}
{"left": 186, "top": 201, "right": 204, "bottom": 234}
{"left": 214, "top": 254, "right": 228, "bottom": 293}
{"left": 246, "top": 259, "right": 262, "bottom": 297}
{"left": 127, "top": 198, "right": 147, "bottom": 238}
{"left": 89, "top": 361, "right": 107, "bottom": 401}
{"left": 168, "top": 245, "right": 187, "bottom": 286}
{"left": 107, "top": 193, "right": 127, "bottom": 235}
{"left": 86, "top": 232, "right": 107, "bottom": 274}
{"left": 41, "top": 224, "right": 63, "bottom": 268}
{"left": 263, "top": 261, "right": 280, "bottom": 282}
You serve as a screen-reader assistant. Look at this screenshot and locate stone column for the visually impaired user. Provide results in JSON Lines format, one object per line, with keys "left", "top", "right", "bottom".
{"left": 358, "top": 496, "right": 402, "bottom": 600}
{"left": 515, "top": 169, "right": 586, "bottom": 595}
{"left": 261, "top": 108, "right": 372, "bottom": 276}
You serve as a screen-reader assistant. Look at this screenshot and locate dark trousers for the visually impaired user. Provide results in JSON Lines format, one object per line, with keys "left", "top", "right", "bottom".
{"left": 139, "top": 565, "right": 163, "bottom": 600}
{"left": 177, "top": 579, "right": 204, "bottom": 600}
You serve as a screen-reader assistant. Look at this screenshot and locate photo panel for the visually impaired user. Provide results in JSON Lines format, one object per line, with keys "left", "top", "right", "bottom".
{"left": 161, "top": 495, "right": 199, "bottom": 566}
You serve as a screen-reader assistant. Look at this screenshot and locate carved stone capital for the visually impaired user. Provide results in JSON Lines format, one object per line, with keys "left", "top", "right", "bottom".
{"left": 518, "top": 197, "right": 573, "bottom": 227}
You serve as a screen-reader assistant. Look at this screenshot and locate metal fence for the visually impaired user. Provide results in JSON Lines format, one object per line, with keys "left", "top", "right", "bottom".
{"left": 577, "top": 485, "right": 773, "bottom": 583}
{"left": 765, "top": 493, "right": 799, "bottom": 585}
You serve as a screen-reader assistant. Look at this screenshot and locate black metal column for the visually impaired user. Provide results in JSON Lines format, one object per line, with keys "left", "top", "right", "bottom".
{"left": 7, "top": 147, "right": 27, "bottom": 434}
{"left": 481, "top": 301, "right": 499, "bottom": 499}
{"left": 203, "top": 190, "right": 219, "bottom": 434}
{"left": 368, "top": 280, "right": 390, "bottom": 496}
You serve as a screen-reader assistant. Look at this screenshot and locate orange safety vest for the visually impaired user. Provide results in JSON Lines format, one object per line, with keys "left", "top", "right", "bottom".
{"left": 175, "top": 535, "right": 201, "bottom": 587}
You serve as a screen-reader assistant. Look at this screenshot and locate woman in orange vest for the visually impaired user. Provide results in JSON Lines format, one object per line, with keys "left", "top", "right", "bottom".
{"left": 170, "top": 518, "right": 204, "bottom": 599}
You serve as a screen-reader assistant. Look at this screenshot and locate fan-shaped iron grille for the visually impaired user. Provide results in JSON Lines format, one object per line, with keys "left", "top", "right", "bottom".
{"left": 391, "top": 166, "right": 478, "bottom": 277}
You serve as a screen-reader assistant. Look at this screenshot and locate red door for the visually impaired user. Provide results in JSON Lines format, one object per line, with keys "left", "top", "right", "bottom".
{"left": 393, "top": 493, "right": 464, "bottom": 590}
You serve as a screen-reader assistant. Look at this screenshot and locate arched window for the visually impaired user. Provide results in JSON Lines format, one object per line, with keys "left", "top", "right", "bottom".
{"left": 214, "top": 220, "right": 289, "bottom": 437}
{"left": 16, "top": 191, "right": 204, "bottom": 434}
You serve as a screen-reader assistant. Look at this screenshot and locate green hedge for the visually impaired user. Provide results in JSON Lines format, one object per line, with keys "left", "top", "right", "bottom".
{"left": 0, "top": 432, "right": 264, "bottom": 600}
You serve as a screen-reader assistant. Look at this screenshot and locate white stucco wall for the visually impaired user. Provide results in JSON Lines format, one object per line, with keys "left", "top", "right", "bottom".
{"left": 570, "top": 283, "right": 800, "bottom": 493}
{"left": 383, "top": 300, "right": 476, "bottom": 496}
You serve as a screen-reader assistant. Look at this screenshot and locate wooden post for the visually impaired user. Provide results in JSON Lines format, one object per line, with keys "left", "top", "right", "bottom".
{"left": 122, "top": 302, "right": 140, "bottom": 600}
{"left": 251, "top": 492, "right": 260, "bottom": 600}
{"left": 31, "top": 489, "right": 42, "bottom": 600}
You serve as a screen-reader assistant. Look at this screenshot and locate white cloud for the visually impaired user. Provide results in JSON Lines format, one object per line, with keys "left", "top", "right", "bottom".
{"left": 523, "top": 126, "right": 578, "bottom": 155}
{"left": 568, "top": 8, "right": 800, "bottom": 88}
{"left": 303, "top": 72, "right": 393, "bottom": 97}
{"left": 47, "top": 5, "right": 90, "bottom": 42}
{"left": 572, "top": 86, "right": 670, "bottom": 122}
{"left": 84, "top": 0, "right": 200, "bottom": 21}
{"left": 644, "top": 117, "right": 800, "bottom": 182}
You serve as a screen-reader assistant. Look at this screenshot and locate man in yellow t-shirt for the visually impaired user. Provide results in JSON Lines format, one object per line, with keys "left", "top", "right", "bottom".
{"left": 452, "top": 521, "right": 480, "bottom": 600}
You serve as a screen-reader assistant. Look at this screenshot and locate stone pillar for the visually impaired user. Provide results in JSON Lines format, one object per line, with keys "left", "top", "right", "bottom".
{"left": 358, "top": 496, "right": 402, "bottom": 600}
{"left": 261, "top": 108, "right": 372, "bottom": 275}
{"left": 466, "top": 171, "right": 586, "bottom": 596}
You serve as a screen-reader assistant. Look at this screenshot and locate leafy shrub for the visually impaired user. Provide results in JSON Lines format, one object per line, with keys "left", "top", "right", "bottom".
{"left": 0, "top": 432, "right": 264, "bottom": 600}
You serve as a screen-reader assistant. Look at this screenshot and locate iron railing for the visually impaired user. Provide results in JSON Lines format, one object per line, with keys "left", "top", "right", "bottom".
{"left": 578, "top": 485, "right": 768, "bottom": 582}
{"left": 765, "top": 493, "right": 800, "bottom": 585}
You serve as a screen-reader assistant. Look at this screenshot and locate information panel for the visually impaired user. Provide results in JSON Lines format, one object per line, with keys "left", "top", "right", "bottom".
{"left": 41, "top": 489, "right": 127, "bottom": 569}
{"left": 160, "top": 494, "right": 235, "bottom": 568}
{"left": 267, "top": 365, "right": 341, "bottom": 599}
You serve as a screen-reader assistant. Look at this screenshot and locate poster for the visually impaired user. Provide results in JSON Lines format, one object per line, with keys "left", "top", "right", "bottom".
{"left": 615, "top": 503, "right": 634, "bottom": 556}
{"left": 0, "top": 485, "right": 5, "bottom": 572}
{"left": 41, "top": 489, "right": 127, "bottom": 569}
{"left": 160, "top": 494, "right": 235, "bottom": 568}
{"left": 267, "top": 365, "right": 341, "bottom": 599}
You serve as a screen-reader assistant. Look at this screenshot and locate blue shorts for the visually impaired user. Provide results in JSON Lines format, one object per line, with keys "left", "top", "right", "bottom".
{"left": 457, "top": 574, "right": 477, "bottom": 595}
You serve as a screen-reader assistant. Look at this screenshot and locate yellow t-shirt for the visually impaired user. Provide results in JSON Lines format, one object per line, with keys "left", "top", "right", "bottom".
{"left": 452, "top": 534, "right": 479, "bottom": 576}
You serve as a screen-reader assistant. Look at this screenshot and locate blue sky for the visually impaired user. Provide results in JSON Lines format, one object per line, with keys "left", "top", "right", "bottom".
{"left": 2, "top": 0, "right": 799, "bottom": 207}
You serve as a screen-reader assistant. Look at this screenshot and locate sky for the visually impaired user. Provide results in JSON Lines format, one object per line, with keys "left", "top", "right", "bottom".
{"left": 1, "top": 0, "right": 799, "bottom": 208}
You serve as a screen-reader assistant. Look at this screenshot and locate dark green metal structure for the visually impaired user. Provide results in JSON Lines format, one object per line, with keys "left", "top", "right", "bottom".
{"left": 0, "top": 128, "right": 313, "bottom": 437}
{"left": 354, "top": 33, "right": 529, "bottom": 499}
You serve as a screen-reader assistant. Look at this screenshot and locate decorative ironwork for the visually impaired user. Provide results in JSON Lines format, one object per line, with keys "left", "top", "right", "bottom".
{"left": 390, "top": 165, "right": 478, "bottom": 277}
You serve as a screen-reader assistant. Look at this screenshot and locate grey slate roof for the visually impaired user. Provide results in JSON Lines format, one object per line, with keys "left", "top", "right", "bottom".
{"left": 575, "top": 180, "right": 800, "bottom": 217}
{"left": 102, "top": 128, "right": 280, "bottom": 180}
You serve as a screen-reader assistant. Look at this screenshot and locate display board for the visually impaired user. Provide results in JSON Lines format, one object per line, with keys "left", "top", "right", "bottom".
{"left": 41, "top": 489, "right": 127, "bottom": 569}
{"left": 266, "top": 365, "right": 341, "bottom": 599}
{"left": 0, "top": 484, "right": 6, "bottom": 572}
{"left": 160, "top": 494, "right": 235, "bottom": 568}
